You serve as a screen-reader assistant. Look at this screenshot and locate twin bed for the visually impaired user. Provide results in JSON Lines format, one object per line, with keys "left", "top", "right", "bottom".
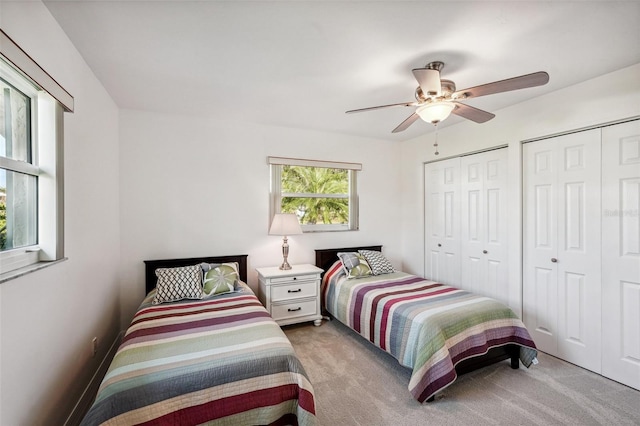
{"left": 82, "top": 255, "right": 316, "bottom": 426}
{"left": 83, "top": 247, "right": 536, "bottom": 425}
{"left": 315, "top": 246, "right": 537, "bottom": 403}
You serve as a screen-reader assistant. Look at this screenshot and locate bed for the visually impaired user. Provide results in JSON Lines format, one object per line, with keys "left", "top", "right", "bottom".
{"left": 81, "top": 254, "right": 316, "bottom": 426}
{"left": 315, "top": 246, "right": 537, "bottom": 403}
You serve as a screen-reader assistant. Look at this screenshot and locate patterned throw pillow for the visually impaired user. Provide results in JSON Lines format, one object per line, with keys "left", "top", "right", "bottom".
{"left": 337, "top": 252, "right": 373, "bottom": 279}
{"left": 152, "top": 265, "right": 203, "bottom": 305}
{"left": 358, "top": 250, "right": 395, "bottom": 275}
{"left": 202, "top": 264, "right": 238, "bottom": 297}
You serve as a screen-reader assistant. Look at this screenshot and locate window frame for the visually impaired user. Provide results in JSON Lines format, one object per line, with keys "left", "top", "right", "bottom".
{"left": 1, "top": 64, "right": 39, "bottom": 253}
{"left": 268, "top": 156, "right": 361, "bottom": 232}
{"left": 0, "top": 30, "right": 71, "bottom": 279}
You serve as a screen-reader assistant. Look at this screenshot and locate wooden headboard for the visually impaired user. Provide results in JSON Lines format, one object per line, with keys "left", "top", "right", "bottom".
{"left": 314, "top": 245, "right": 382, "bottom": 276}
{"left": 143, "top": 254, "right": 248, "bottom": 294}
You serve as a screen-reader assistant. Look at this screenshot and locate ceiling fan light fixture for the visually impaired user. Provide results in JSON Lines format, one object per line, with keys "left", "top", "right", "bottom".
{"left": 416, "top": 101, "right": 455, "bottom": 124}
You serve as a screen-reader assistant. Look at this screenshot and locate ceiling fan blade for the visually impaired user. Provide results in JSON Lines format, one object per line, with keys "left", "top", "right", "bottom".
{"left": 346, "top": 101, "right": 417, "bottom": 114}
{"left": 392, "top": 113, "right": 420, "bottom": 133}
{"left": 451, "top": 102, "right": 495, "bottom": 123}
{"left": 412, "top": 68, "right": 441, "bottom": 96}
{"left": 453, "top": 71, "right": 549, "bottom": 100}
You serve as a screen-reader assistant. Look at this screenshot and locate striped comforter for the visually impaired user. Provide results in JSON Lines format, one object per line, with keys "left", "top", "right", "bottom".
{"left": 82, "top": 283, "right": 316, "bottom": 426}
{"left": 322, "top": 262, "right": 537, "bottom": 402}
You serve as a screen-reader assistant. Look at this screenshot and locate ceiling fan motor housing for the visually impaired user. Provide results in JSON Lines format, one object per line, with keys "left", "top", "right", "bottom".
{"left": 415, "top": 79, "right": 456, "bottom": 102}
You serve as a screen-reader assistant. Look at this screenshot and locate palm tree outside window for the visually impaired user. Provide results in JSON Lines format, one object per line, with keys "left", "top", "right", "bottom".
{"left": 268, "top": 157, "right": 361, "bottom": 232}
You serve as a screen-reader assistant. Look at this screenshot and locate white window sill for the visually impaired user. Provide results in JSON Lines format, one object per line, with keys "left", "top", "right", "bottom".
{"left": 0, "top": 258, "right": 67, "bottom": 284}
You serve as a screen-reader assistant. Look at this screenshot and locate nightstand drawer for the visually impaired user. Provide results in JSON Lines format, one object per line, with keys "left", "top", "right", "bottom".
{"left": 269, "top": 273, "right": 319, "bottom": 284}
{"left": 271, "top": 299, "right": 318, "bottom": 321}
{"left": 271, "top": 281, "right": 317, "bottom": 302}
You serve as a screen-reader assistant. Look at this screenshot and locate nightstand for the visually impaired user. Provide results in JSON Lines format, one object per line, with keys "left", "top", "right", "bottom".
{"left": 256, "top": 264, "right": 323, "bottom": 327}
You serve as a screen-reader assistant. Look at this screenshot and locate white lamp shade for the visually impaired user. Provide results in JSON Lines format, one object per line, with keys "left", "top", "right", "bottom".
{"left": 416, "top": 102, "right": 455, "bottom": 124}
{"left": 269, "top": 213, "right": 302, "bottom": 236}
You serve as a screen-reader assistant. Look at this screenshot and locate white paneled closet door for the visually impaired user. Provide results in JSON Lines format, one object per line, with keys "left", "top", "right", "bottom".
{"left": 460, "top": 149, "right": 509, "bottom": 304}
{"left": 424, "top": 157, "right": 461, "bottom": 285}
{"left": 523, "top": 130, "right": 602, "bottom": 373}
{"left": 602, "top": 120, "right": 640, "bottom": 390}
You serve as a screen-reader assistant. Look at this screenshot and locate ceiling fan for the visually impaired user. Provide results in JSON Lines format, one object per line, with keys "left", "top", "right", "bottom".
{"left": 346, "top": 61, "right": 549, "bottom": 133}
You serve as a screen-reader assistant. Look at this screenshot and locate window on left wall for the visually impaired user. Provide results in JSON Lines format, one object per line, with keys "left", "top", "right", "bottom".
{"left": 1, "top": 76, "right": 37, "bottom": 254}
{"left": 0, "top": 30, "right": 73, "bottom": 279}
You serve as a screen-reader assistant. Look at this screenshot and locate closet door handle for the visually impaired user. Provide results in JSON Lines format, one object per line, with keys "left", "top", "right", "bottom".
{"left": 551, "top": 258, "right": 558, "bottom": 263}
{"left": 437, "top": 243, "right": 442, "bottom": 247}
{"left": 482, "top": 250, "right": 488, "bottom": 254}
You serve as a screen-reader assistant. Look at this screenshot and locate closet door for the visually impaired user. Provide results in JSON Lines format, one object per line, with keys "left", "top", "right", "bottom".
{"left": 523, "top": 139, "right": 558, "bottom": 354}
{"left": 460, "top": 149, "right": 508, "bottom": 303}
{"left": 523, "top": 130, "right": 601, "bottom": 372}
{"left": 424, "top": 158, "right": 461, "bottom": 285}
{"left": 602, "top": 120, "right": 640, "bottom": 390}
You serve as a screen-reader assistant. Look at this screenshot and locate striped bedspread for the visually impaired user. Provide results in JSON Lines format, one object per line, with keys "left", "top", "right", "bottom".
{"left": 322, "top": 262, "right": 537, "bottom": 402}
{"left": 82, "top": 283, "right": 316, "bottom": 426}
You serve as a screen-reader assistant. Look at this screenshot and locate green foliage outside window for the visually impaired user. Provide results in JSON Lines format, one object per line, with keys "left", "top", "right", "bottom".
{"left": 281, "top": 165, "right": 349, "bottom": 225}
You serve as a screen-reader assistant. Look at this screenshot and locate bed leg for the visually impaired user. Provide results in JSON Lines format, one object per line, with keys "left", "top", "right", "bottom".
{"left": 511, "top": 356, "right": 519, "bottom": 369}
{"left": 509, "top": 345, "right": 520, "bottom": 369}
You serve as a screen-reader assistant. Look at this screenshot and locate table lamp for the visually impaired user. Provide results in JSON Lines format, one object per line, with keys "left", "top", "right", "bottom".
{"left": 269, "top": 213, "right": 303, "bottom": 270}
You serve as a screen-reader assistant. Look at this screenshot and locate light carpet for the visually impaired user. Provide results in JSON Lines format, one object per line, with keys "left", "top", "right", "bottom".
{"left": 283, "top": 319, "right": 640, "bottom": 426}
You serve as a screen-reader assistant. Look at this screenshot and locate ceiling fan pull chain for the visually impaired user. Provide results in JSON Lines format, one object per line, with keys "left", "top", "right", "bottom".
{"left": 433, "top": 124, "right": 440, "bottom": 156}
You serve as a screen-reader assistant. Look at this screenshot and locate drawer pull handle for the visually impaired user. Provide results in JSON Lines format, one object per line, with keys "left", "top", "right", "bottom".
{"left": 288, "top": 307, "right": 302, "bottom": 312}
{"left": 293, "top": 277, "right": 297, "bottom": 280}
{"left": 288, "top": 289, "right": 302, "bottom": 293}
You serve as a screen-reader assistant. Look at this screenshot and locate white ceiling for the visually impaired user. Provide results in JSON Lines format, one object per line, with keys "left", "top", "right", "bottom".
{"left": 43, "top": 1, "right": 640, "bottom": 141}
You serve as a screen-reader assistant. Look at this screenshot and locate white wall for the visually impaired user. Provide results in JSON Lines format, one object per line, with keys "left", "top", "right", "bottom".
{"left": 119, "top": 110, "right": 402, "bottom": 322}
{"left": 400, "top": 63, "right": 640, "bottom": 313}
{"left": 1, "top": 2, "right": 637, "bottom": 423}
{"left": 0, "top": 2, "right": 121, "bottom": 424}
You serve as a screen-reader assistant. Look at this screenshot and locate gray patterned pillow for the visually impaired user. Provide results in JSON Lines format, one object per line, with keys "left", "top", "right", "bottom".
{"left": 358, "top": 250, "right": 395, "bottom": 275}
{"left": 152, "top": 265, "right": 203, "bottom": 305}
{"left": 337, "top": 252, "right": 373, "bottom": 279}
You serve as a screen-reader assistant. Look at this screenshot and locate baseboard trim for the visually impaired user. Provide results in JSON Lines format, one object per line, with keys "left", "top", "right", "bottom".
{"left": 64, "top": 331, "right": 123, "bottom": 426}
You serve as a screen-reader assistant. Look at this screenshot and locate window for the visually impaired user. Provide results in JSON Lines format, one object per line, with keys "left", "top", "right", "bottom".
{"left": 1, "top": 70, "right": 38, "bottom": 253}
{"left": 269, "top": 157, "right": 361, "bottom": 232}
{"left": 0, "top": 30, "right": 73, "bottom": 278}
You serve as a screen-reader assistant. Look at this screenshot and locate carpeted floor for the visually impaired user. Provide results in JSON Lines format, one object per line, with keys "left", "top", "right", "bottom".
{"left": 283, "top": 319, "right": 640, "bottom": 426}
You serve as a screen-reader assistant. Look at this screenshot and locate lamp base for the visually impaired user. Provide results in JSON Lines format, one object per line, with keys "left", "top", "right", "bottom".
{"left": 279, "top": 236, "right": 292, "bottom": 270}
{"left": 279, "top": 261, "right": 292, "bottom": 270}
